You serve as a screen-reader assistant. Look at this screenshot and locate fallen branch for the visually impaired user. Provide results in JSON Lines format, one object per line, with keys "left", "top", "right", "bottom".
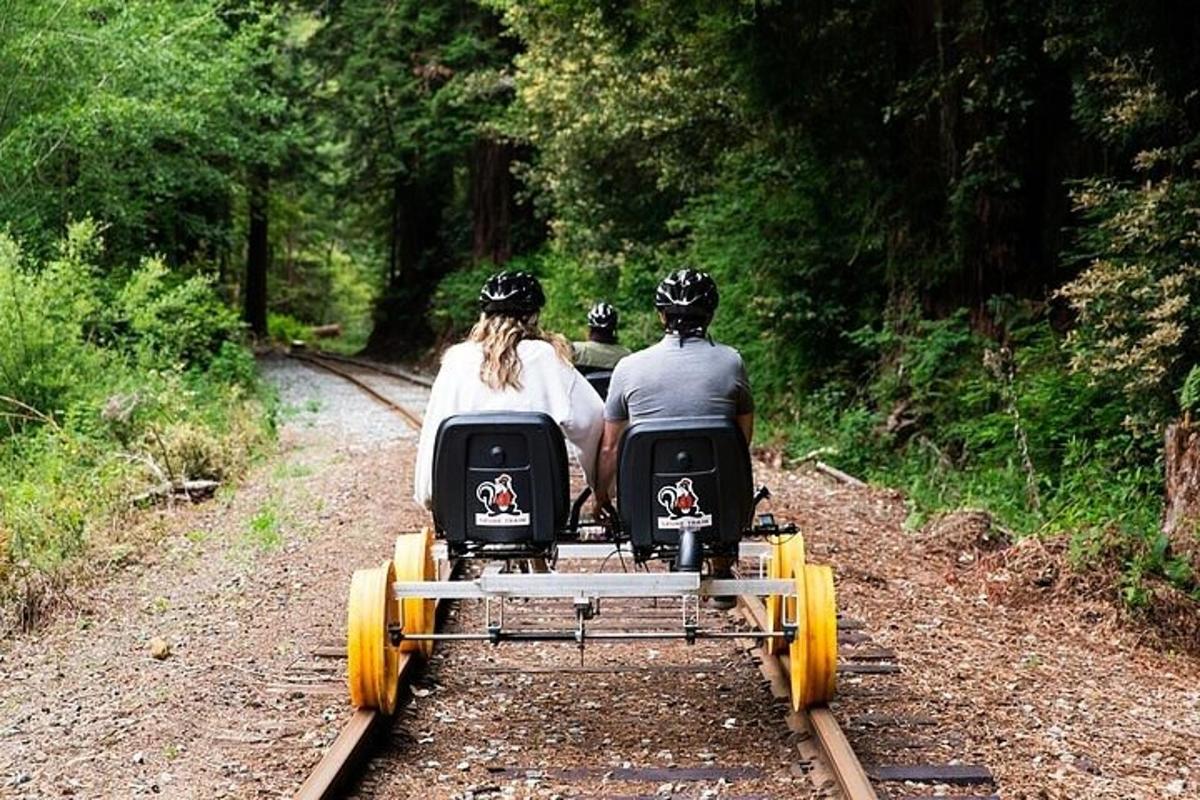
{"left": 311, "top": 323, "right": 342, "bottom": 339}
{"left": 814, "top": 461, "right": 867, "bottom": 488}
{"left": 129, "top": 479, "right": 220, "bottom": 506}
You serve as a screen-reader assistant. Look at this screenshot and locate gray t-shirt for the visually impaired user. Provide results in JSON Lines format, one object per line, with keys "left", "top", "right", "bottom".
{"left": 604, "top": 334, "right": 754, "bottom": 423}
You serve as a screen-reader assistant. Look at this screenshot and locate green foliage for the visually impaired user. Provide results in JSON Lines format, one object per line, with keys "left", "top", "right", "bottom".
{"left": 675, "top": 137, "right": 882, "bottom": 403}
{"left": 267, "top": 313, "right": 312, "bottom": 345}
{"left": 0, "top": 1, "right": 299, "bottom": 267}
{"left": 787, "top": 311, "right": 1168, "bottom": 594}
{"left": 0, "top": 225, "right": 269, "bottom": 630}
{"left": 1059, "top": 177, "right": 1200, "bottom": 418}
{"left": 495, "top": 1, "right": 747, "bottom": 260}
{"left": 1180, "top": 366, "right": 1200, "bottom": 415}
{"left": 244, "top": 500, "right": 283, "bottom": 551}
{"left": 118, "top": 259, "right": 243, "bottom": 370}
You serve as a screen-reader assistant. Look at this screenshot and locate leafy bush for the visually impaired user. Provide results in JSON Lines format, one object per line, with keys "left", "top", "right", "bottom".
{"left": 118, "top": 258, "right": 242, "bottom": 370}
{"left": 784, "top": 306, "right": 1187, "bottom": 601}
{"left": 0, "top": 225, "right": 105, "bottom": 427}
{"left": 267, "top": 312, "right": 312, "bottom": 345}
{"left": 1058, "top": 177, "right": 1200, "bottom": 420}
{"left": 0, "top": 223, "right": 270, "bottom": 632}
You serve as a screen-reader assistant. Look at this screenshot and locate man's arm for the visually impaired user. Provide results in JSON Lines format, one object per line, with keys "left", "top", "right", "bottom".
{"left": 593, "top": 419, "right": 627, "bottom": 510}
{"left": 736, "top": 412, "right": 753, "bottom": 447}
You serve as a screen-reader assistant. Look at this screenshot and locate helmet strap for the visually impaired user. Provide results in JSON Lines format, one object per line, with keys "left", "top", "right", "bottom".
{"left": 663, "top": 313, "right": 710, "bottom": 342}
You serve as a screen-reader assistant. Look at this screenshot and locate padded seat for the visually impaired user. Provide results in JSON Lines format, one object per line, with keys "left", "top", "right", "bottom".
{"left": 432, "top": 412, "right": 569, "bottom": 553}
{"left": 584, "top": 369, "right": 613, "bottom": 399}
{"left": 616, "top": 417, "right": 752, "bottom": 559}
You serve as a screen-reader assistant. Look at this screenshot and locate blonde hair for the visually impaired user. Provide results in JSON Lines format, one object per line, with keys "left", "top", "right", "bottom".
{"left": 468, "top": 313, "right": 572, "bottom": 390}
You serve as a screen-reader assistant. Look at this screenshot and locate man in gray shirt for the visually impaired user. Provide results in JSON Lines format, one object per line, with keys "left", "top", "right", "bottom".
{"left": 593, "top": 270, "right": 754, "bottom": 605}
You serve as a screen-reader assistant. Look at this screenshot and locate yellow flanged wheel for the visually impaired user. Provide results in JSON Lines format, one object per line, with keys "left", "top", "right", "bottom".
{"left": 393, "top": 528, "right": 436, "bottom": 657}
{"left": 347, "top": 560, "right": 401, "bottom": 713}
{"left": 765, "top": 534, "right": 804, "bottom": 655}
{"left": 786, "top": 540, "right": 810, "bottom": 710}
{"left": 801, "top": 563, "right": 837, "bottom": 707}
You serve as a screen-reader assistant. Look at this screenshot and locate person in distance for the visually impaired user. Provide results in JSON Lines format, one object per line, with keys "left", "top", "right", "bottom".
{"left": 571, "top": 301, "right": 631, "bottom": 375}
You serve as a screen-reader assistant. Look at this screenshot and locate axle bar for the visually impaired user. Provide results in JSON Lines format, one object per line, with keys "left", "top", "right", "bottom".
{"left": 397, "top": 629, "right": 789, "bottom": 642}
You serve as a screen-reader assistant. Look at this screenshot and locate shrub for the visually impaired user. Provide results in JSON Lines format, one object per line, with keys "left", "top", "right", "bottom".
{"left": 267, "top": 312, "right": 312, "bottom": 345}
{"left": 0, "top": 223, "right": 271, "bottom": 633}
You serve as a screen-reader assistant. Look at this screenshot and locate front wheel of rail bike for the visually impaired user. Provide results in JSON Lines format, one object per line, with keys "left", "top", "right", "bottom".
{"left": 347, "top": 560, "right": 401, "bottom": 714}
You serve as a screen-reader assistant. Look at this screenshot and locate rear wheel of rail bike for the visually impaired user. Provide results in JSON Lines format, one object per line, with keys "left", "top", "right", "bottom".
{"left": 764, "top": 534, "right": 838, "bottom": 709}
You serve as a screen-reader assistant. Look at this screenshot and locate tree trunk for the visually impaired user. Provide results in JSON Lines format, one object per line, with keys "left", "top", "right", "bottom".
{"left": 388, "top": 172, "right": 402, "bottom": 286}
{"left": 1163, "top": 419, "right": 1200, "bottom": 576}
{"left": 469, "top": 138, "right": 516, "bottom": 265}
{"left": 244, "top": 166, "right": 270, "bottom": 337}
{"left": 365, "top": 172, "right": 447, "bottom": 355}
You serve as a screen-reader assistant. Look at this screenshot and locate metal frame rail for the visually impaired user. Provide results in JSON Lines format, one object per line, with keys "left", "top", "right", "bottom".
{"left": 295, "top": 579, "right": 876, "bottom": 800}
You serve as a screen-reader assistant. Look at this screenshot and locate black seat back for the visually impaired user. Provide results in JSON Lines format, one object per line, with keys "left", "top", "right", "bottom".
{"left": 617, "top": 417, "right": 752, "bottom": 557}
{"left": 585, "top": 369, "right": 613, "bottom": 400}
{"left": 433, "top": 412, "right": 569, "bottom": 549}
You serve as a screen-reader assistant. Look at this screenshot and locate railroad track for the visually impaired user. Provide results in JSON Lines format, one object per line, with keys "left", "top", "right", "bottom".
{"left": 286, "top": 350, "right": 993, "bottom": 800}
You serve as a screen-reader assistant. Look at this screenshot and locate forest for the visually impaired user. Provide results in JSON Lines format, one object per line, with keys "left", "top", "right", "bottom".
{"left": 2, "top": 0, "right": 1199, "bottom": 629}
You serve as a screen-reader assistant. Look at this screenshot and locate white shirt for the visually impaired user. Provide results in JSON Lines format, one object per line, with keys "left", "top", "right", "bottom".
{"left": 413, "top": 339, "right": 605, "bottom": 508}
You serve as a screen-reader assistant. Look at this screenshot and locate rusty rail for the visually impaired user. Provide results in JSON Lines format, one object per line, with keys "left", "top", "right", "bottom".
{"left": 738, "top": 594, "right": 875, "bottom": 800}
{"left": 297, "top": 349, "right": 435, "bottom": 389}
{"left": 289, "top": 351, "right": 425, "bottom": 430}
{"left": 289, "top": 352, "right": 430, "bottom": 799}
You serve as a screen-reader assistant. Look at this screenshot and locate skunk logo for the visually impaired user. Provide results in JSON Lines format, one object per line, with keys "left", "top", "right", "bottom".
{"left": 657, "top": 477, "right": 701, "bottom": 519}
{"left": 656, "top": 478, "right": 713, "bottom": 530}
{"left": 474, "top": 474, "right": 530, "bottom": 526}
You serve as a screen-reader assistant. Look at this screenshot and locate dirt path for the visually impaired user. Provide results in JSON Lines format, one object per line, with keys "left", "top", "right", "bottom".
{"left": 1, "top": 354, "right": 1196, "bottom": 799}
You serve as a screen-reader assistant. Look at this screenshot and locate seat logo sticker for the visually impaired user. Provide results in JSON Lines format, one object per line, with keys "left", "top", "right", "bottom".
{"left": 656, "top": 477, "right": 713, "bottom": 530}
{"left": 475, "top": 473, "right": 531, "bottom": 526}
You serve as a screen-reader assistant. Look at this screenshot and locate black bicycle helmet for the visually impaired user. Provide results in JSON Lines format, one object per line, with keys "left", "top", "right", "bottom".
{"left": 587, "top": 301, "right": 618, "bottom": 331}
{"left": 479, "top": 271, "right": 545, "bottom": 315}
{"left": 654, "top": 268, "right": 719, "bottom": 319}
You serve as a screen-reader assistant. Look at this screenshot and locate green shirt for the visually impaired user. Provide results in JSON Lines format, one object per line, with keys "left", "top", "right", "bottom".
{"left": 572, "top": 340, "right": 631, "bottom": 371}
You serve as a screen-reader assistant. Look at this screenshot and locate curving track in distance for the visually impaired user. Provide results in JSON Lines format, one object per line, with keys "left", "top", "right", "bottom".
{"left": 286, "top": 348, "right": 877, "bottom": 800}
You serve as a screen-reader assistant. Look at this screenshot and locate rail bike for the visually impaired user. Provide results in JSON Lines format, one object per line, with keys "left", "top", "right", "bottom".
{"left": 344, "top": 412, "right": 838, "bottom": 715}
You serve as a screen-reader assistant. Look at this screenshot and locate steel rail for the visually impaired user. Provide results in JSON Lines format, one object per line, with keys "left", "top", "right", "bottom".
{"left": 294, "top": 557, "right": 457, "bottom": 800}
{"left": 290, "top": 352, "right": 430, "bottom": 799}
{"left": 288, "top": 351, "right": 425, "bottom": 430}
{"left": 299, "top": 348, "right": 435, "bottom": 388}
{"left": 738, "top": 594, "right": 876, "bottom": 800}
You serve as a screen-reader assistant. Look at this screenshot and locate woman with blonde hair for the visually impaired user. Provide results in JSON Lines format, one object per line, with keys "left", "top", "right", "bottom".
{"left": 413, "top": 271, "right": 604, "bottom": 509}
